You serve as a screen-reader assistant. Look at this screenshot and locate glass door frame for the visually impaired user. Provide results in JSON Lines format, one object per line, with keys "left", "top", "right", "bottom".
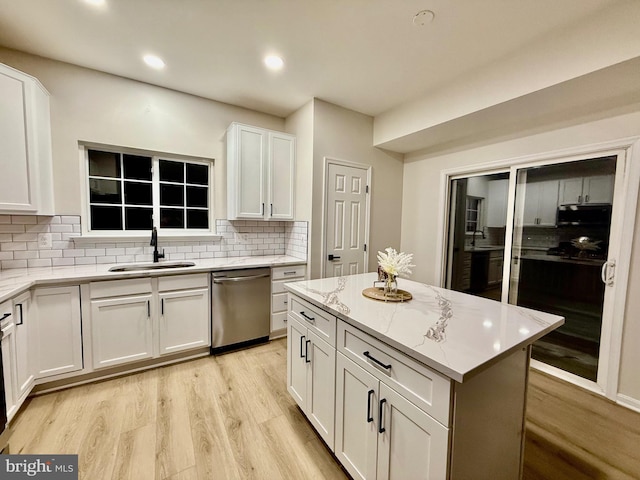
{"left": 436, "top": 137, "right": 640, "bottom": 401}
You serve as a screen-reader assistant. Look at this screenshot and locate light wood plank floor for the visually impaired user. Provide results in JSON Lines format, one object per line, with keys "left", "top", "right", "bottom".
{"left": 8, "top": 339, "right": 640, "bottom": 479}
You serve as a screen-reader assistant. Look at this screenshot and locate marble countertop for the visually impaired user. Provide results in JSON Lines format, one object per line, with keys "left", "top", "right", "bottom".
{"left": 0, "top": 255, "right": 306, "bottom": 303}
{"left": 285, "top": 273, "right": 564, "bottom": 383}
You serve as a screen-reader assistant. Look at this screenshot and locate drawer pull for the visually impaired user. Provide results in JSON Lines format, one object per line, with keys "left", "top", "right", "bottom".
{"left": 283, "top": 300, "right": 288, "bottom": 304}
{"left": 378, "top": 398, "right": 387, "bottom": 433}
{"left": 300, "top": 311, "right": 315, "bottom": 323}
{"left": 16, "top": 304, "right": 23, "bottom": 326}
{"left": 300, "top": 335, "right": 306, "bottom": 358}
{"left": 364, "top": 351, "right": 392, "bottom": 370}
{"left": 0, "top": 313, "right": 11, "bottom": 321}
{"left": 305, "top": 340, "right": 311, "bottom": 363}
{"left": 367, "top": 389, "right": 375, "bottom": 423}
{"left": 283, "top": 271, "right": 297, "bottom": 276}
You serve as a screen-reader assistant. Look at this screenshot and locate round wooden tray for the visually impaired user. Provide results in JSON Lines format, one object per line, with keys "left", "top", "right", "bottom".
{"left": 362, "top": 287, "right": 412, "bottom": 302}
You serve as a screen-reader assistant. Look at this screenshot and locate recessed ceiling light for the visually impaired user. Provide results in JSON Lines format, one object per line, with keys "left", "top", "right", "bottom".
{"left": 264, "top": 55, "right": 284, "bottom": 71}
{"left": 413, "top": 10, "right": 435, "bottom": 27}
{"left": 143, "top": 54, "right": 165, "bottom": 70}
{"left": 83, "top": 0, "right": 106, "bottom": 6}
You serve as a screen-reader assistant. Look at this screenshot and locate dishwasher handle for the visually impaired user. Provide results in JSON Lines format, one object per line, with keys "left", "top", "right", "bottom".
{"left": 212, "top": 273, "right": 271, "bottom": 284}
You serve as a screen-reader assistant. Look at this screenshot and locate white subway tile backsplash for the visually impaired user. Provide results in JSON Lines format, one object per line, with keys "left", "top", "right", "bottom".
{"left": 0, "top": 216, "right": 308, "bottom": 270}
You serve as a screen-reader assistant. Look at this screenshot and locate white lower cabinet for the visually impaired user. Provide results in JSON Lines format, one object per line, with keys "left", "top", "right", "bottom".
{"left": 1, "top": 301, "right": 18, "bottom": 421}
{"left": 271, "top": 264, "right": 306, "bottom": 336}
{"left": 335, "top": 353, "right": 448, "bottom": 480}
{"left": 12, "top": 292, "right": 35, "bottom": 404}
{"left": 286, "top": 297, "right": 336, "bottom": 450}
{"left": 91, "top": 292, "right": 154, "bottom": 369}
{"left": 90, "top": 274, "right": 210, "bottom": 370}
{"left": 158, "top": 275, "right": 210, "bottom": 355}
{"left": 32, "top": 286, "right": 83, "bottom": 378}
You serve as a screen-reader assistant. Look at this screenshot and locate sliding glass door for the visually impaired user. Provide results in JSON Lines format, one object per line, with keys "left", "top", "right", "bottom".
{"left": 445, "top": 153, "right": 623, "bottom": 386}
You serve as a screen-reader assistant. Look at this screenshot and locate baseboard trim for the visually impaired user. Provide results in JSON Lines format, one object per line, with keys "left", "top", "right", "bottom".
{"left": 617, "top": 394, "right": 640, "bottom": 413}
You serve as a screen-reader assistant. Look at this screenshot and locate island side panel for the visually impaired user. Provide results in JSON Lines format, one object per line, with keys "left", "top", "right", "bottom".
{"left": 449, "top": 346, "right": 530, "bottom": 480}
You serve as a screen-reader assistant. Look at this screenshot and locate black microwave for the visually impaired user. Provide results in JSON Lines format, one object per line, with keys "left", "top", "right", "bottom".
{"left": 557, "top": 204, "right": 612, "bottom": 226}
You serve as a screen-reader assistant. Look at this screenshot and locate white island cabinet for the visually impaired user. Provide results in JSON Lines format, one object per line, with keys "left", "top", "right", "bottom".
{"left": 285, "top": 273, "right": 564, "bottom": 480}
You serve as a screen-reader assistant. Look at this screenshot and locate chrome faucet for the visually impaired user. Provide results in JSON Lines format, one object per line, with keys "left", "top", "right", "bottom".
{"left": 471, "top": 229, "right": 486, "bottom": 247}
{"left": 150, "top": 227, "right": 165, "bottom": 263}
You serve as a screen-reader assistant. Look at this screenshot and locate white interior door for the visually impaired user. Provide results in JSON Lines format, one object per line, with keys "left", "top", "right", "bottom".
{"left": 324, "top": 160, "right": 370, "bottom": 278}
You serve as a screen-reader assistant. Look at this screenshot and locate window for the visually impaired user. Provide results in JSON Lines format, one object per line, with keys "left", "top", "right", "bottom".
{"left": 86, "top": 147, "right": 211, "bottom": 232}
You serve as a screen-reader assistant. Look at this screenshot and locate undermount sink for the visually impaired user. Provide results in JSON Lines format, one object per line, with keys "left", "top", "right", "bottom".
{"left": 108, "top": 261, "right": 196, "bottom": 272}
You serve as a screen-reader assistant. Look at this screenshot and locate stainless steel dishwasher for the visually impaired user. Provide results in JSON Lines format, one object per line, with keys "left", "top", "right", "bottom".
{"left": 211, "top": 268, "right": 271, "bottom": 353}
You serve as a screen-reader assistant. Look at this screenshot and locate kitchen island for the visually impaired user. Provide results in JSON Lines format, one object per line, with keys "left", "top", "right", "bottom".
{"left": 285, "top": 273, "right": 563, "bottom": 480}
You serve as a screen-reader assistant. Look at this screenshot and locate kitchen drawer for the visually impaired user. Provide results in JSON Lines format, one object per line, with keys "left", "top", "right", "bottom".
{"left": 90, "top": 278, "right": 152, "bottom": 299}
{"left": 272, "top": 264, "right": 306, "bottom": 281}
{"left": 337, "top": 321, "right": 451, "bottom": 426}
{"left": 271, "top": 311, "right": 287, "bottom": 331}
{"left": 272, "top": 278, "right": 301, "bottom": 295}
{"left": 272, "top": 292, "right": 288, "bottom": 314}
{"left": 158, "top": 273, "right": 208, "bottom": 291}
{"left": 288, "top": 294, "right": 336, "bottom": 346}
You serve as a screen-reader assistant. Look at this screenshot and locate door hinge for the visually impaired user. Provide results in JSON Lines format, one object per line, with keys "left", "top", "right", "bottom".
{"left": 366, "top": 185, "right": 369, "bottom": 194}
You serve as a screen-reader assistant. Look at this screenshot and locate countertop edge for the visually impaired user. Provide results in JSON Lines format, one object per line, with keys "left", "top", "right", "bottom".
{"left": 0, "top": 256, "right": 307, "bottom": 304}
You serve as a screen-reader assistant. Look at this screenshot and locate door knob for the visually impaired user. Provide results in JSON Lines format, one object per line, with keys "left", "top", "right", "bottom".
{"left": 328, "top": 254, "right": 341, "bottom": 260}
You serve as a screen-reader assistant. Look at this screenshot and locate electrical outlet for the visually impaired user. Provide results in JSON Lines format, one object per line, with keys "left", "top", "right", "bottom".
{"left": 38, "top": 233, "right": 52, "bottom": 248}
{"left": 234, "top": 232, "right": 249, "bottom": 242}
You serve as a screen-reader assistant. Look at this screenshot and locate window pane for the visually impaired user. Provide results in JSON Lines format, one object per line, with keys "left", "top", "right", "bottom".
{"left": 124, "top": 182, "right": 152, "bottom": 205}
{"left": 187, "top": 210, "right": 208, "bottom": 229}
{"left": 125, "top": 207, "right": 153, "bottom": 230}
{"left": 186, "top": 186, "right": 207, "bottom": 208}
{"left": 91, "top": 205, "right": 123, "bottom": 230}
{"left": 88, "top": 150, "right": 120, "bottom": 178}
{"left": 186, "top": 163, "right": 208, "bottom": 185}
{"left": 159, "top": 160, "right": 184, "bottom": 183}
{"left": 90, "top": 179, "right": 122, "bottom": 204}
{"left": 160, "top": 208, "right": 184, "bottom": 228}
{"left": 160, "top": 184, "right": 184, "bottom": 206}
{"left": 123, "top": 155, "right": 152, "bottom": 181}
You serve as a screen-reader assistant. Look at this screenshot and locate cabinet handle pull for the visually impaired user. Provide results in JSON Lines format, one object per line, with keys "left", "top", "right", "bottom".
{"left": 578, "top": 195, "right": 583, "bottom": 203}
{"left": 161, "top": 298, "right": 164, "bottom": 315}
{"left": 270, "top": 203, "right": 273, "bottom": 216}
{"left": 305, "top": 339, "right": 311, "bottom": 363}
{"left": 367, "top": 389, "right": 375, "bottom": 423}
{"left": 364, "top": 351, "right": 392, "bottom": 370}
{"left": 300, "top": 311, "right": 315, "bottom": 323}
{"left": 147, "top": 300, "right": 150, "bottom": 318}
{"left": 300, "top": 335, "right": 306, "bottom": 358}
{"left": 378, "top": 398, "right": 387, "bottom": 433}
{"left": 283, "top": 271, "right": 297, "bottom": 275}
{"left": 262, "top": 203, "right": 265, "bottom": 216}
{"left": 16, "top": 304, "right": 23, "bottom": 326}
{"left": 585, "top": 194, "right": 590, "bottom": 203}
{"left": 0, "top": 313, "right": 11, "bottom": 322}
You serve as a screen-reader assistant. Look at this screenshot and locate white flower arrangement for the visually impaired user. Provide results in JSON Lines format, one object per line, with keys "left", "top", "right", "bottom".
{"left": 377, "top": 247, "right": 415, "bottom": 278}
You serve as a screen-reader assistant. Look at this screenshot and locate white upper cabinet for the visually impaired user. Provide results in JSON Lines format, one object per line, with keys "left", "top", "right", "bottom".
{"left": 522, "top": 180, "right": 559, "bottom": 226}
{"left": 485, "top": 179, "right": 508, "bottom": 228}
{"left": 227, "top": 122, "right": 295, "bottom": 220}
{"left": 559, "top": 175, "right": 614, "bottom": 205}
{"left": 0, "top": 63, "right": 54, "bottom": 214}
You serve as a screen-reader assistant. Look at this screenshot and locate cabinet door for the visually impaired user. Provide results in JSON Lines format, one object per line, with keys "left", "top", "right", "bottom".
{"left": 335, "top": 353, "right": 378, "bottom": 480}
{"left": 522, "top": 182, "right": 541, "bottom": 226}
{"left": 486, "top": 179, "right": 508, "bottom": 228}
{"left": 91, "top": 294, "right": 154, "bottom": 369}
{"left": 33, "top": 286, "right": 83, "bottom": 378}
{"left": 376, "top": 383, "right": 449, "bottom": 480}
{"left": 0, "top": 68, "right": 33, "bottom": 211}
{"left": 268, "top": 132, "right": 295, "bottom": 220}
{"left": 1, "top": 321, "right": 18, "bottom": 421}
{"left": 286, "top": 315, "right": 307, "bottom": 408}
{"left": 559, "top": 177, "right": 584, "bottom": 205}
{"left": 488, "top": 256, "right": 504, "bottom": 285}
{"left": 306, "top": 329, "right": 336, "bottom": 450}
{"left": 159, "top": 287, "right": 209, "bottom": 355}
{"left": 232, "top": 124, "right": 267, "bottom": 219}
{"left": 537, "top": 180, "right": 559, "bottom": 226}
{"left": 584, "top": 175, "right": 613, "bottom": 204}
{"left": 13, "top": 294, "right": 35, "bottom": 402}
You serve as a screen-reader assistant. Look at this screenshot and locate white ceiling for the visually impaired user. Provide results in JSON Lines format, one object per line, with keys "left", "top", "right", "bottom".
{"left": 0, "top": 0, "right": 625, "bottom": 118}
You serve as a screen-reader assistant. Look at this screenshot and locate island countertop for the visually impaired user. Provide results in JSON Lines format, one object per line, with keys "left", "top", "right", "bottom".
{"left": 285, "top": 272, "right": 564, "bottom": 382}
